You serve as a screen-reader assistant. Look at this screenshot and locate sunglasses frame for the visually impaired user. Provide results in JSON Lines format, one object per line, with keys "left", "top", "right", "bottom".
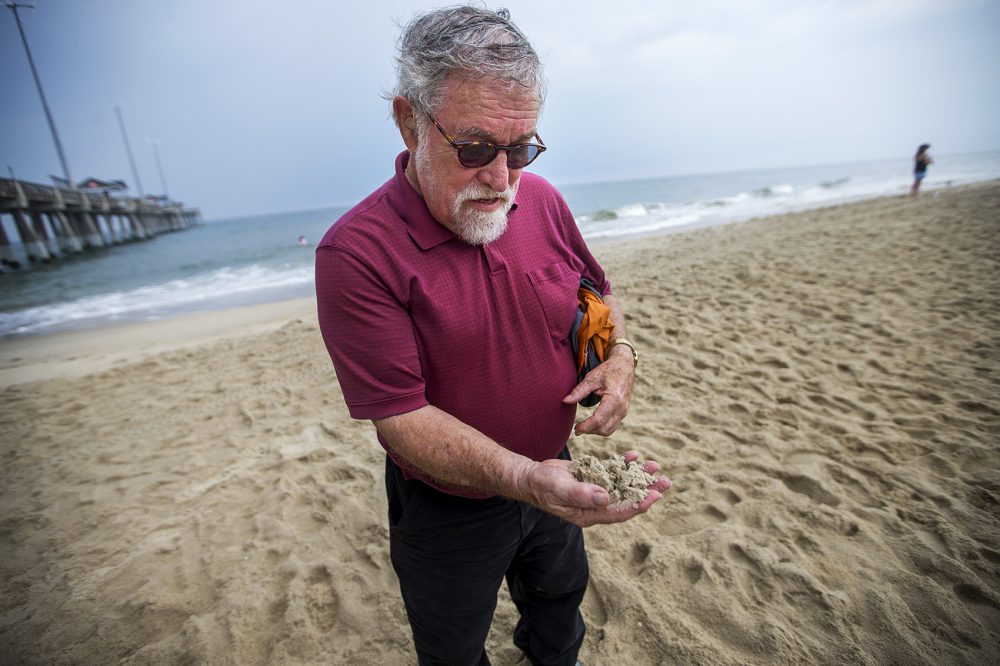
{"left": 427, "top": 114, "right": 546, "bottom": 169}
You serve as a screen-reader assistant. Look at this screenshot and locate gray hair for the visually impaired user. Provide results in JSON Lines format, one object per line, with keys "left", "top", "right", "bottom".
{"left": 390, "top": 5, "right": 547, "bottom": 123}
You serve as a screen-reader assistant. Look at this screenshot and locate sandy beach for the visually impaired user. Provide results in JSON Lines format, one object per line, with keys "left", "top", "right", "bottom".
{"left": 2, "top": 182, "right": 998, "bottom": 664}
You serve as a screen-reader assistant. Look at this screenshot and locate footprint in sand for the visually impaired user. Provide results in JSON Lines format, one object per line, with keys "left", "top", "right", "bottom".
{"left": 663, "top": 436, "right": 687, "bottom": 451}
{"left": 630, "top": 541, "right": 652, "bottom": 571}
{"left": 953, "top": 582, "right": 1000, "bottom": 629}
{"left": 979, "top": 548, "right": 1000, "bottom": 566}
{"left": 916, "top": 526, "right": 952, "bottom": 557}
{"left": 304, "top": 565, "right": 338, "bottom": 631}
{"left": 661, "top": 504, "right": 728, "bottom": 537}
{"left": 957, "top": 400, "right": 1000, "bottom": 416}
{"left": 714, "top": 487, "right": 742, "bottom": 505}
{"left": 727, "top": 543, "right": 762, "bottom": 573}
{"left": 776, "top": 472, "right": 840, "bottom": 507}
{"left": 683, "top": 558, "right": 706, "bottom": 585}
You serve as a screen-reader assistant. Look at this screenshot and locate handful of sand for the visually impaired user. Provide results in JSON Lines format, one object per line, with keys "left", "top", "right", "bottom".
{"left": 568, "top": 454, "right": 655, "bottom": 510}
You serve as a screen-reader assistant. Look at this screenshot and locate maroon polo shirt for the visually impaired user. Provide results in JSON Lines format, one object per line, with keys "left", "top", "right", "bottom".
{"left": 315, "top": 152, "right": 610, "bottom": 498}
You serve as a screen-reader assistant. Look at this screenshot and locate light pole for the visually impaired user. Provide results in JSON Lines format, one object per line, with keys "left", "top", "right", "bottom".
{"left": 115, "top": 105, "right": 143, "bottom": 197}
{"left": 147, "top": 138, "right": 169, "bottom": 199}
{"left": 4, "top": 2, "right": 74, "bottom": 188}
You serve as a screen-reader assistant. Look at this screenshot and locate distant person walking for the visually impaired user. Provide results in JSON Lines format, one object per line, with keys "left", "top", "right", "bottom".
{"left": 911, "top": 144, "right": 933, "bottom": 195}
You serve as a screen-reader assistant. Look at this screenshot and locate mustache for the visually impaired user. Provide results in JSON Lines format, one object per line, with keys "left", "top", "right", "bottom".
{"left": 456, "top": 184, "right": 514, "bottom": 205}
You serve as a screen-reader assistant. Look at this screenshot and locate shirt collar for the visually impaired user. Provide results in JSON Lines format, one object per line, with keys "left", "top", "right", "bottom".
{"left": 388, "top": 151, "right": 455, "bottom": 250}
{"left": 388, "top": 151, "right": 520, "bottom": 251}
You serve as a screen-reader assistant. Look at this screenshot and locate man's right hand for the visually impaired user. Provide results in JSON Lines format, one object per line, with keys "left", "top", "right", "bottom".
{"left": 519, "top": 452, "right": 671, "bottom": 527}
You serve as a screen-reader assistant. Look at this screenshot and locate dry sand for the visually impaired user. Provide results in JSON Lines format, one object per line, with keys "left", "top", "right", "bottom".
{"left": 2, "top": 182, "right": 999, "bottom": 665}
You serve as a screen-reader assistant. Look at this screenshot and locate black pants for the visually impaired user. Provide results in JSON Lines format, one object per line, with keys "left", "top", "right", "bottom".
{"left": 386, "top": 453, "right": 588, "bottom": 666}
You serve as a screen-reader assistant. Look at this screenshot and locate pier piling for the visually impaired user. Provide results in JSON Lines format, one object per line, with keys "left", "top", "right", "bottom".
{"left": 0, "top": 177, "right": 201, "bottom": 270}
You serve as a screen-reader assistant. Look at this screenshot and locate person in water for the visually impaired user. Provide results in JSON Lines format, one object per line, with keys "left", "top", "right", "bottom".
{"left": 911, "top": 144, "right": 933, "bottom": 196}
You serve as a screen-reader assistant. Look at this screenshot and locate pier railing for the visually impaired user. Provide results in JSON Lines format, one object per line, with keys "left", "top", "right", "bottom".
{"left": 0, "top": 177, "right": 201, "bottom": 270}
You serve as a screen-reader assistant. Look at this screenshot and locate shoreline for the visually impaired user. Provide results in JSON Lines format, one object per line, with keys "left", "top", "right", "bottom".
{"left": 4, "top": 170, "right": 996, "bottom": 343}
{"left": 0, "top": 296, "right": 316, "bottom": 388}
{"left": 2, "top": 178, "right": 994, "bottom": 352}
{"left": 2, "top": 180, "right": 998, "bottom": 663}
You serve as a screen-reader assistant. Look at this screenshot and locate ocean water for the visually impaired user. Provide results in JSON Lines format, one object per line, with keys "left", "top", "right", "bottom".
{"left": 1, "top": 150, "right": 998, "bottom": 338}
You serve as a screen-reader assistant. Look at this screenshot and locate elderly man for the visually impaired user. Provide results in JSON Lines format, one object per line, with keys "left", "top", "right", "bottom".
{"left": 315, "top": 6, "right": 669, "bottom": 665}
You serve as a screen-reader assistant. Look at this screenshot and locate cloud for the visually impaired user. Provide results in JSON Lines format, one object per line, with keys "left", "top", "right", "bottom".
{"left": 2, "top": 0, "right": 997, "bottom": 217}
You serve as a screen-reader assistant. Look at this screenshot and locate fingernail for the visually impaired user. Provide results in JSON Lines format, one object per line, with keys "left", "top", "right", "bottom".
{"left": 592, "top": 491, "right": 609, "bottom": 506}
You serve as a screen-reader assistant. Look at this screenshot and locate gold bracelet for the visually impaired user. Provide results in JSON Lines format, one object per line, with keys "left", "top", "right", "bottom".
{"left": 608, "top": 337, "right": 638, "bottom": 368}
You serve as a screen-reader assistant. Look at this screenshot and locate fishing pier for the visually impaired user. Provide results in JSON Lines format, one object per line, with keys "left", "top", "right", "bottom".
{"left": 2, "top": 2, "right": 201, "bottom": 272}
{"left": 0, "top": 177, "right": 201, "bottom": 270}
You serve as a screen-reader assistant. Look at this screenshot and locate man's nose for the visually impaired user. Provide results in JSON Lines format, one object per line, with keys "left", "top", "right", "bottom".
{"left": 476, "top": 151, "right": 511, "bottom": 192}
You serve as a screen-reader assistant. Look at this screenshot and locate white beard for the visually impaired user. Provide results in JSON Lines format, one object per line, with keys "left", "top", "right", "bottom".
{"left": 451, "top": 180, "right": 518, "bottom": 246}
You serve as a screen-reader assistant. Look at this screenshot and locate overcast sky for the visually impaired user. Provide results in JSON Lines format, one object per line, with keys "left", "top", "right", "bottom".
{"left": 2, "top": 0, "right": 998, "bottom": 219}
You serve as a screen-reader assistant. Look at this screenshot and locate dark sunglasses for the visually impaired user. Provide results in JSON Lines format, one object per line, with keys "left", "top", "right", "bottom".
{"left": 427, "top": 114, "right": 546, "bottom": 170}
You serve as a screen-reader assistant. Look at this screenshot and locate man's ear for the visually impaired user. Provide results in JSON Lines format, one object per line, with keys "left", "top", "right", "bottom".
{"left": 393, "top": 96, "right": 419, "bottom": 151}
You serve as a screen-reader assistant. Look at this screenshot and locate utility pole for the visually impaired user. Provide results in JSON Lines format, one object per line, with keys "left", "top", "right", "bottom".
{"left": 4, "top": 2, "right": 74, "bottom": 188}
{"left": 147, "top": 138, "right": 169, "bottom": 199}
{"left": 115, "top": 105, "right": 143, "bottom": 197}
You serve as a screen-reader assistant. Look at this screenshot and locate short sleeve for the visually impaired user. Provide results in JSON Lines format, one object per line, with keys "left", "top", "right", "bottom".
{"left": 315, "top": 245, "right": 428, "bottom": 419}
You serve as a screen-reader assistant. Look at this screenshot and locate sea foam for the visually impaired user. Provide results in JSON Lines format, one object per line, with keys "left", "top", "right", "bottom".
{"left": 0, "top": 263, "right": 313, "bottom": 336}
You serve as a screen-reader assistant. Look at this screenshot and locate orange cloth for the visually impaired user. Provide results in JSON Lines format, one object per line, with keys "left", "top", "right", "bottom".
{"left": 575, "top": 287, "right": 615, "bottom": 373}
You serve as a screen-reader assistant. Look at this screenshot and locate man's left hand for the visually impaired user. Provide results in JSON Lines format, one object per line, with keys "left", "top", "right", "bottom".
{"left": 522, "top": 451, "right": 670, "bottom": 527}
{"left": 562, "top": 349, "right": 634, "bottom": 436}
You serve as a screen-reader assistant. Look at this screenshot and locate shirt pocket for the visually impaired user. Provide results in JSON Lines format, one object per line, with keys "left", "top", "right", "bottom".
{"left": 527, "top": 262, "right": 581, "bottom": 340}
